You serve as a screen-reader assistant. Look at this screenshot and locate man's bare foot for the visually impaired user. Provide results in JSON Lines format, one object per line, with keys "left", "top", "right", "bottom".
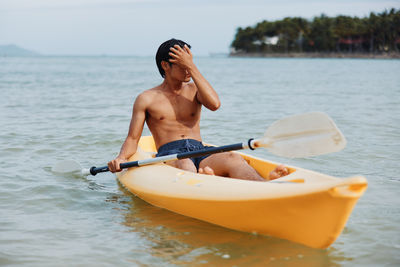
{"left": 198, "top": 166, "right": 215, "bottom": 175}
{"left": 268, "top": 164, "right": 289, "bottom": 180}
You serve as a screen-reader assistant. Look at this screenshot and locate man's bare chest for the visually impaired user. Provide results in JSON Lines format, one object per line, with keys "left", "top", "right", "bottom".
{"left": 147, "top": 95, "right": 201, "bottom": 122}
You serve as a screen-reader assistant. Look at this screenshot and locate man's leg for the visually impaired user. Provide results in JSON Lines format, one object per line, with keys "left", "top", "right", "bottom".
{"left": 199, "top": 152, "right": 289, "bottom": 181}
{"left": 167, "top": 159, "right": 197, "bottom": 173}
{"left": 198, "top": 152, "right": 265, "bottom": 181}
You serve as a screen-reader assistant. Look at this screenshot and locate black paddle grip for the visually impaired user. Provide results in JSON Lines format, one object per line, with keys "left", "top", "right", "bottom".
{"left": 90, "top": 166, "right": 109, "bottom": 175}
{"left": 90, "top": 160, "right": 140, "bottom": 175}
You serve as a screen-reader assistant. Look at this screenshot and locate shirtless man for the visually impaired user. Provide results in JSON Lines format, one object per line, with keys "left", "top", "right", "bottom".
{"left": 108, "top": 39, "right": 288, "bottom": 181}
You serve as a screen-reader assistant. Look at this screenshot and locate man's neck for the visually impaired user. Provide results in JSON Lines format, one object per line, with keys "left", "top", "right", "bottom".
{"left": 162, "top": 78, "right": 184, "bottom": 94}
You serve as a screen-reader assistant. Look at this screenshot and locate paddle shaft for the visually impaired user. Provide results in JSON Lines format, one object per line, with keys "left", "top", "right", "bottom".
{"left": 88, "top": 139, "right": 255, "bottom": 176}
{"left": 57, "top": 112, "right": 346, "bottom": 176}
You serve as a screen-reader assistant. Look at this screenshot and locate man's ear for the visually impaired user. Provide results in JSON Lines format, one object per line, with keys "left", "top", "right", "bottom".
{"left": 161, "top": 61, "right": 170, "bottom": 73}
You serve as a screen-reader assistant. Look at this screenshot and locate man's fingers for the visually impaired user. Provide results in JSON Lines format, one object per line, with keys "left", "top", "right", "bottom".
{"left": 107, "top": 161, "right": 115, "bottom": 173}
{"left": 169, "top": 51, "right": 179, "bottom": 58}
{"left": 184, "top": 44, "right": 191, "bottom": 55}
{"left": 169, "top": 45, "right": 192, "bottom": 67}
{"left": 108, "top": 160, "right": 122, "bottom": 173}
{"left": 169, "top": 47, "right": 179, "bottom": 53}
{"left": 170, "top": 46, "right": 183, "bottom": 55}
{"left": 116, "top": 160, "right": 124, "bottom": 172}
{"left": 174, "top": 44, "right": 184, "bottom": 51}
{"left": 170, "top": 45, "right": 189, "bottom": 55}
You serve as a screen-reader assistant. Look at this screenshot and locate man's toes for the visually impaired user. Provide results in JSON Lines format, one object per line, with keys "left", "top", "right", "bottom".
{"left": 276, "top": 164, "right": 285, "bottom": 171}
{"left": 283, "top": 168, "right": 289, "bottom": 175}
{"left": 269, "top": 171, "right": 280, "bottom": 180}
{"left": 276, "top": 164, "right": 289, "bottom": 175}
{"left": 269, "top": 165, "right": 289, "bottom": 180}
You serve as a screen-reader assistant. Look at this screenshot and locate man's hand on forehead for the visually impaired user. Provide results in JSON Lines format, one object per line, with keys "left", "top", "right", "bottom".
{"left": 169, "top": 44, "right": 194, "bottom": 68}
{"left": 169, "top": 44, "right": 191, "bottom": 56}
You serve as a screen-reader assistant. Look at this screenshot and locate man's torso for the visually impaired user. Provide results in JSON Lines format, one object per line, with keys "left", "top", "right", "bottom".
{"left": 143, "top": 83, "right": 202, "bottom": 149}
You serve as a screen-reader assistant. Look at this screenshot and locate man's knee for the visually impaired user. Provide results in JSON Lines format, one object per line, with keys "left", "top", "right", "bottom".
{"left": 224, "top": 152, "right": 245, "bottom": 164}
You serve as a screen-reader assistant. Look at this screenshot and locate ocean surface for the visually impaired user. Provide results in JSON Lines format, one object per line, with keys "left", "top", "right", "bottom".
{"left": 0, "top": 56, "right": 399, "bottom": 266}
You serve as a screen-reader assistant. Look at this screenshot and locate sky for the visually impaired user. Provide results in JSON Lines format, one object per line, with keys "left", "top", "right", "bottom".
{"left": 1, "top": 0, "right": 399, "bottom": 56}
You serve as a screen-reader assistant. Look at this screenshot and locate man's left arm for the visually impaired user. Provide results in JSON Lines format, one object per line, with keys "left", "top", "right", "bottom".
{"left": 169, "top": 45, "right": 221, "bottom": 111}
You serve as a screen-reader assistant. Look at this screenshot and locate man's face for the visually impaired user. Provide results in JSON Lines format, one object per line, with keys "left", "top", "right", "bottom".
{"left": 168, "top": 62, "right": 191, "bottom": 82}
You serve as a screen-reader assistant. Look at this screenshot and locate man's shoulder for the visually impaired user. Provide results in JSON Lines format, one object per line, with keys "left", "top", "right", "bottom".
{"left": 135, "top": 86, "right": 162, "bottom": 104}
{"left": 138, "top": 86, "right": 160, "bottom": 97}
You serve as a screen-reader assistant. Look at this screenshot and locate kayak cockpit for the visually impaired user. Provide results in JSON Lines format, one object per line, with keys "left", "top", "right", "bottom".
{"left": 137, "top": 136, "right": 297, "bottom": 180}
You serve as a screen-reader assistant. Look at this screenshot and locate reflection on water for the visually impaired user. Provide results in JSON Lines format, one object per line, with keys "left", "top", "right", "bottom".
{"left": 115, "top": 184, "right": 351, "bottom": 266}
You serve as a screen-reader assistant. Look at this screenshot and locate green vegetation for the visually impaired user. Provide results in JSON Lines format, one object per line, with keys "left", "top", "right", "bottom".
{"left": 231, "top": 9, "right": 400, "bottom": 55}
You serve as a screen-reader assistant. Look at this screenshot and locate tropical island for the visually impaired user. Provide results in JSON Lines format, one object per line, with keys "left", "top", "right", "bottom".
{"left": 230, "top": 8, "right": 400, "bottom": 58}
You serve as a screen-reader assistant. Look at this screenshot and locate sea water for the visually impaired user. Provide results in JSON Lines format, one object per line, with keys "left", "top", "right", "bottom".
{"left": 0, "top": 56, "right": 399, "bottom": 266}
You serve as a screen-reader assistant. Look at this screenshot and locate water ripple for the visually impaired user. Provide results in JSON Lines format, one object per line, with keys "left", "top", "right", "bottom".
{"left": 1, "top": 56, "right": 399, "bottom": 266}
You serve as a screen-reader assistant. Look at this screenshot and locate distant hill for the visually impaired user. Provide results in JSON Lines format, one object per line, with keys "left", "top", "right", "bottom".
{"left": 0, "top": 44, "right": 40, "bottom": 56}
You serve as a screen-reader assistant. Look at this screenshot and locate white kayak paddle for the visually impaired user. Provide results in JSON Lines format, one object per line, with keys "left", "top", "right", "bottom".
{"left": 52, "top": 112, "right": 346, "bottom": 176}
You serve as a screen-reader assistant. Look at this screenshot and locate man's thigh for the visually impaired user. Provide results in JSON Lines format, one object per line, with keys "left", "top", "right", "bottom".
{"left": 168, "top": 159, "right": 197, "bottom": 173}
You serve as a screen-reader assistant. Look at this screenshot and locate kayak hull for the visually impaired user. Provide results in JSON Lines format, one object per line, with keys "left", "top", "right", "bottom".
{"left": 117, "top": 136, "right": 367, "bottom": 248}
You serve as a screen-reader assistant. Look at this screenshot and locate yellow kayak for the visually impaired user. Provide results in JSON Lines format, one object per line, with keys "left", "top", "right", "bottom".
{"left": 117, "top": 136, "right": 367, "bottom": 249}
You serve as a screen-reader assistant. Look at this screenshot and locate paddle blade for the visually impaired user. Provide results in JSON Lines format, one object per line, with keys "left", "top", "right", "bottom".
{"left": 263, "top": 112, "right": 346, "bottom": 158}
{"left": 52, "top": 160, "right": 82, "bottom": 174}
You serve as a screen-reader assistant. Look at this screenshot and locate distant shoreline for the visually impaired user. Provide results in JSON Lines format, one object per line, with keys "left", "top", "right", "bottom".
{"left": 229, "top": 52, "right": 400, "bottom": 59}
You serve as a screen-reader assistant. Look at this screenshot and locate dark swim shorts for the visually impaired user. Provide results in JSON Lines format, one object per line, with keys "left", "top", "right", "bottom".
{"left": 156, "top": 139, "right": 212, "bottom": 171}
